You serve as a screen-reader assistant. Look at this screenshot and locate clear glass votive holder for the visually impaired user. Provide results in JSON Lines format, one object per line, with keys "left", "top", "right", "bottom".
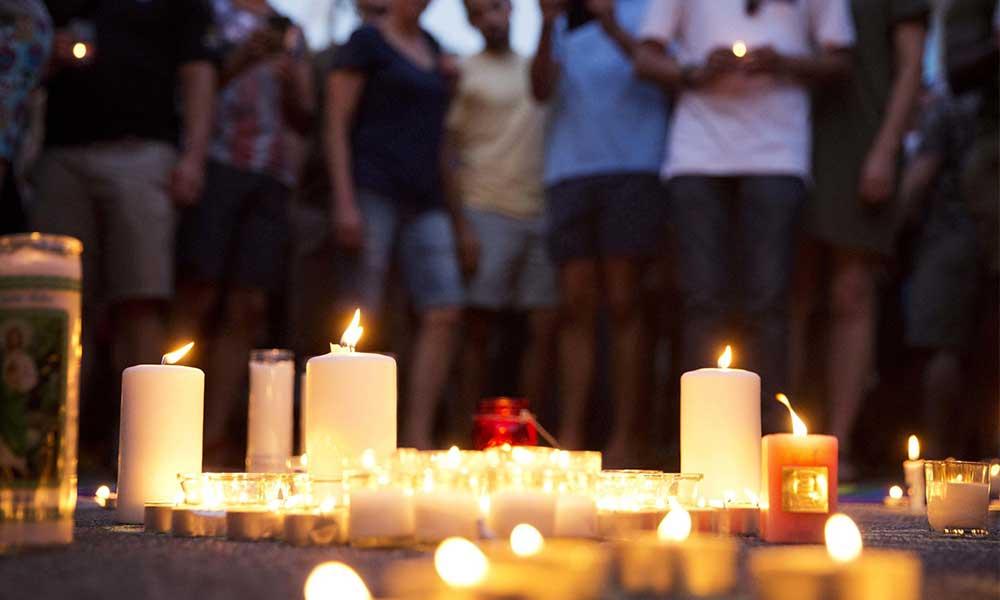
{"left": 413, "top": 449, "right": 487, "bottom": 543}
{"left": 597, "top": 470, "right": 672, "bottom": 538}
{"left": 347, "top": 463, "right": 416, "bottom": 548}
{"left": 177, "top": 472, "right": 298, "bottom": 509}
{"left": 554, "top": 452, "right": 602, "bottom": 538}
{"left": 925, "top": 460, "right": 991, "bottom": 537}
{"left": 486, "top": 446, "right": 561, "bottom": 537}
{"left": 247, "top": 349, "right": 295, "bottom": 473}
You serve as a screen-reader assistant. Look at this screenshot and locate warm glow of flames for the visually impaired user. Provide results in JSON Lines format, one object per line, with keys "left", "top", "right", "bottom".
{"left": 510, "top": 524, "right": 544, "bottom": 557}
{"left": 339, "top": 309, "right": 363, "bottom": 350}
{"left": 162, "top": 342, "right": 195, "bottom": 365}
{"left": 776, "top": 393, "right": 808, "bottom": 436}
{"left": 718, "top": 345, "right": 733, "bottom": 369}
{"left": 479, "top": 495, "right": 491, "bottom": 516}
{"left": 744, "top": 488, "right": 759, "bottom": 506}
{"left": 889, "top": 485, "right": 903, "bottom": 500}
{"left": 72, "top": 42, "right": 87, "bottom": 59}
{"left": 174, "top": 490, "right": 185, "bottom": 505}
{"left": 732, "top": 40, "right": 747, "bottom": 58}
{"left": 360, "top": 449, "right": 377, "bottom": 470}
{"left": 304, "top": 562, "right": 372, "bottom": 600}
{"left": 825, "top": 514, "right": 863, "bottom": 563}
{"left": 991, "top": 464, "right": 999, "bottom": 478}
{"left": 657, "top": 507, "right": 692, "bottom": 543}
{"left": 96, "top": 485, "right": 110, "bottom": 501}
{"left": 907, "top": 435, "right": 920, "bottom": 461}
{"left": 435, "top": 537, "right": 489, "bottom": 588}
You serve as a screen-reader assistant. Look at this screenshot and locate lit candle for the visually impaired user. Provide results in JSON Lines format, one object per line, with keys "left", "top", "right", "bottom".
{"left": 760, "top": 394, "right": 838, "bottom": 543}
{"left": 304, "top": 562, "right": 373, "bottom": 600}
{"left": 306, "top": 310, "right": 396, "bottom": 477}
{"left": 246, "top": 349, "right": 294, "bottom": 473}
{"left": 883, "top": 485, "right": 907, "bottom": 508}
{"left": 903, "top": 435, "right": 925, "bottom": 513}
{"left": 349, "top": 485, "right": 415, "bottom": 547}
{"left": 681, "top": 346, "right": 761, "bottom": 501}
{"left": 489, "top": 489, "right": 556, "bottom": 538}
{"left": 720, "top": 489, "right": 760, "bottom": 536}
{"left": 925, "top": 460, "right": 990, "bottom": 537}
{"left": 732, "top": 40, "right": 748, "bottom": 58}
{"left": 414, "top": 488, "right": 481, "bottom": 543}
{"left": 117, "top": 342, "right": 203, "bottom": 524}
{"left": 554, "top": 493, "right": 598, "bottom": 538}
{"left": 226, "top": 507, "right": 284, "bottom": 541}
{"left": 751, "top": 514, "right": 921, "bottom": 600}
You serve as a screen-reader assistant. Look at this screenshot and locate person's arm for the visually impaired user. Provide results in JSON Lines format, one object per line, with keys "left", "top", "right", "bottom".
{"left": 219, "top": 28, "right": 283, "bottom": 87}
{"left": 278, "top": 31, "right": 315, "bottom": 135}
{"left": 530, "top": 0, "right": 565, "bottom": 102}
{"left": 859, "top": 21, "right": 926, "bottom": 205}
{"left": 588, "top": 0, "right": 637, "bottom": 58}
{"left": 441, "top": 138, "right": 479, "bottom": 277}
{"left": 635, "top": 42, "right": 741, "bottom": 91}
{"left": 745, "top": 46, "right": 853, "bottom": 86}
{"left": 171, "top": 61, "right": 216, "bottom": 206}
{"left": 325, "top": 70, "right": 366, "bottom": 249}
{"left": 898, "top": 151, "right": 943, "bottom": 226}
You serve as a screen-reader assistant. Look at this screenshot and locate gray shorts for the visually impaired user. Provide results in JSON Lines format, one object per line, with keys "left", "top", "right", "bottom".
{"left": 465, "top": 207, "right": 558, "bottom": 310}
{"left": 29, "top": 140, "right": 177, "bottom": 302}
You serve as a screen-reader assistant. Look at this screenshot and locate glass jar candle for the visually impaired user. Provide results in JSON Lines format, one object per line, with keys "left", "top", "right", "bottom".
{"left": 597, "top": 470, "right": 673, "bottom": 538}
{"left": 246, "top": 349, "right": 295, "bottom": 473}
{"left": 347, "top": 457, "right": 416, "bottom": 547}
{"left": 0, "top": 233, "right": 83, "bottom": 548}
{"left": 486, "top": 445, "right": 559, "bottom": 537}
{"left": 925, "top": 460, "right": 990, "bottom": 537}
{"left": 554, "top": 451, "right": 602, "bottom": 538}
{"left": 473, "top": 397, "right": 537, "bottom": 449}
{"left": 413, "top": 447, "right": 487, "bottom": 543}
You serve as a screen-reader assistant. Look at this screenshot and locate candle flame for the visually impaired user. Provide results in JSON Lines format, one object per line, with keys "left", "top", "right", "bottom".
{"left": 162, "top": 342, "right": 194, "bottom": 365}
{"left": 718, "top": 345, "right": 733, "bottom": 369}
{"left": 907, "top": 435, "right": 920, "bottom": 461}
{"left": 339, "top": 309, "right": 363, "bottom": 350}
{"left": 657, "top": 507, "right": 692, "bottom": 542}
{"left": 775, "top": 393, "right": 808, "bottom": 436}
{"left": 825, "top": 514, "right": 863, "bottom": 563}
{"left": 991, "top": 464, "right": 999, "bottom": 478}
{"left": 732, "top": 40, "right": 747, "bottom": 58}
{"left": 304, "top": 562, "right": 372, "bottom": 600}
{"left": 96, "top": 485, "right": 110, "bottom": 501}
{"left": 435, "top": 537, "right": 489, "bottom": 588}
{"left": 889, "top": 485, "right": 903, "bottom": 500}
{"left": 510, "top": 523, "right": 544, "bottom": 557}
{"left": 72, "top": 42, "right": 87, "bottom": 59}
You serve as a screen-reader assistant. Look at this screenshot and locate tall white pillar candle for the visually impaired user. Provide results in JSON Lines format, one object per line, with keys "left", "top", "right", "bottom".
{"left": 306, "top": 311, "right": 396, "bottom": 477}
{"left": 680, "top": 346, "right": 761, "bottom": 502}
{"left": 117, "top": 344, "right": 203, "bottom": 523}
{"left": 299, "top": 371, "right": 308, "bottom": 455}
{"left": 246, "top": 349, "right": 294, "bottom": 472}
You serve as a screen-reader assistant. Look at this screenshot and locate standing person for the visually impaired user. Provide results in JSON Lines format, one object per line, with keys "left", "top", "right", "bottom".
{"left": 531, "top": 0, "right": 669, "bottom": 463}
{"left": 326, "top": 0, "right": 466, "bottom": 449}
{"left": 0, "top": 0, "right": 50, "bottom": 233}
{"left": 173, "top": 0, "right": 314, "bottom": 467}
{"left": 791, "top": 0, "right": 926, "bottom": 471}
{"left": 450, "top": 0, "right": 559, "bottom": 428}
{"left": 31, "top": 0, "right": 215, "bottom": 460}
{"left": 635, "top": 0, "right": 855, "bottom": 432}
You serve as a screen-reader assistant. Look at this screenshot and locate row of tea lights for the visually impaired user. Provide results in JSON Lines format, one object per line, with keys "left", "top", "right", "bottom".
{"left": 295, "top": 511, "right": 920, "bottom": 600}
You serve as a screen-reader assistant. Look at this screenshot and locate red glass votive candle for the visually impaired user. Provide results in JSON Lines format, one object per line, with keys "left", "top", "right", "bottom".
{"left": 472, "top": 397, "right": 537, "bottom": 450}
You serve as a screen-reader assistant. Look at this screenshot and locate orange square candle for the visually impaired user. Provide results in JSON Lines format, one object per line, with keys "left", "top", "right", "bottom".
{"left": 760, "top": 395, "right": 838, "bottom": 543}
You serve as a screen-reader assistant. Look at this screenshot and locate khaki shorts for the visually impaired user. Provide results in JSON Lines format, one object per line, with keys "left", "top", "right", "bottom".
{"left": 29, "top": 140, "right": 177, "bottom": 302}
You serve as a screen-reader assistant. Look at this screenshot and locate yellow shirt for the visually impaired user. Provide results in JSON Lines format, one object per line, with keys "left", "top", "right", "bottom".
{"left": 447, "top": 51, "right": 546, "bottom": 219}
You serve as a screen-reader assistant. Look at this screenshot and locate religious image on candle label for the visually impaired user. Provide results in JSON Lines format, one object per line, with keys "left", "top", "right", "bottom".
{"left": 0, "top": 310, "right": 68, "bottom": 483}
{"left": 781, "top": 466, "right": 829, "bottom": 514}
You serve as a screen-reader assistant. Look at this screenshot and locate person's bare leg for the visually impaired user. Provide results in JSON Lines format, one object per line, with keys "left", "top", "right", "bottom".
{"left": 112, "top": 299, "right": 168, "bottom": 376}
{"left": 789, "top": 240, "right": 821, "bottom": 395}
{"left": 403, "top": 306, "right": 462, "bottom": 449}
{"left": 459, "top": 308, "right": 493, "bottom": 432}
{"left": 557, "top": 260, "right": 599, "bottom": 450}
{"left": 923, "top": 350, "right": 961, "bottom": 456}
{"left": 205, "top": 288, "right": 269, "bottom": 467}
{"left": 603, "top": 258, "right": 643, "bottom": 466}
{"left": 827, "top": 251, "right": 877, "bottom": 457}
{"left": 521, "top": 307, "right": 559, "bottom": 412}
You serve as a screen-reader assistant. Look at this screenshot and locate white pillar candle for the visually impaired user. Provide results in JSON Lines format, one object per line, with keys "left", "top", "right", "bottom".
{"left": 489, "top": 490, "right": 556, "bottom": 538}
{"left": 246, "top": 349, "right": 294, "bottom": 473}
{"left": 349, "top": 487, "right": 415, "bottom": 546}
{"left": 555, "top": 494, "right": 598, "bottom": 538}
{"left": 680, "top": 346, "right": 761, "bottom": 502}
{"left": 306, "top": 311, "right": 396, "bottom": 477}
{"left": 299, "top": 371, "right": 308, "bottom": 454}
{"left": 117, "top": 344, "right": 203, "bottom": 524}
{"left": 903, "top": 435, "right": 925, "bottom": 513}
{"left": 414, "top": 490, "right": 480, "bottom": 543}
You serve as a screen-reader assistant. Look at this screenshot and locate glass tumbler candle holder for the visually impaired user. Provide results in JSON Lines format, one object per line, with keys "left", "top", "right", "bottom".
{"left": 597, "top": 470, "right": 673, "bottom": 538}
{"left": 554, "top": 451, "right": 602, "bottom": 538}
{"left": 486, "top": 445, "right": 560, "bottom": 537}
{"left": 247, "top": 349, "right": 295, "bottom": 473}
{"left": 347, "top": 460, "right": 417, "bottom": 548}
{"left": 925, "top": 460, "right": 991, "bottom": 537}
{"left": 413, "top": 448, "right": 487, "bottom": 543}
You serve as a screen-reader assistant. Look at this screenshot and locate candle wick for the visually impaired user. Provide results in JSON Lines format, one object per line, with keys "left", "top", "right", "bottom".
{"left": 160, "top": 355, "right": 167, "bottom": 365}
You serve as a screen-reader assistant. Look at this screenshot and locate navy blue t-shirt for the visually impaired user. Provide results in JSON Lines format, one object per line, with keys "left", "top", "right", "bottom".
{"left": 333, "top": 25, "right": 449, "bottom": 211}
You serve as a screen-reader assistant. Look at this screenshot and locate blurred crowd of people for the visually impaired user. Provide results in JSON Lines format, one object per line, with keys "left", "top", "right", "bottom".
{"left": 0, "top": 0, "right": 996, "bottom": 475}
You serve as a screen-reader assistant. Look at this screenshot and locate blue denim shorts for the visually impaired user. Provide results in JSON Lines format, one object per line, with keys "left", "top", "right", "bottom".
{"left": 342, "top": 189, "right": 465, "bottom": 313}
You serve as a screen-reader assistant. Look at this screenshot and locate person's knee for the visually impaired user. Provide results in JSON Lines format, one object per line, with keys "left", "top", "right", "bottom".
{"left": 562, "top": 278, "right": 599, "bottom": 324}
{"left": 831, "top": 266, "right": 874, "bottom": 319}
{"left": 607, "top": 284, "right": 640, "bottom": 326}
{"left": 423, "top": 306, "right": 463, "bottom": 330}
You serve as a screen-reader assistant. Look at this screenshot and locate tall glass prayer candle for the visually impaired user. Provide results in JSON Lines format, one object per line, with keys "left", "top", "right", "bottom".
{"left": 680, "top": 346, "right": 761, "bottom": 502}
{"left": 760, "top": 395, "right": 837, "bottom": 543}
{"left": 246, "top": 349, "right": 294, "bottom": 473}
{"left": 0, "top": 234, "right": 82, "bottom": 548}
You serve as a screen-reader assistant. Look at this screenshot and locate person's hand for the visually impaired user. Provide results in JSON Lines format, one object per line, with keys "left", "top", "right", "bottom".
{"left": 332, "top": 199, "right": 365, "bottom": 250}
{"left": 170, "top": 154, "right": 205, "bottom": 207}
{"left": 686, "top": 47, "right": 740, "bottom": 87}
{"left": 540, "top": 0, "right": 567, "bottom": 25}
{"left": 242, "top": 27, "right": 285, "bottom": 65}
{"left": 859, "top": 146, "right": 897, "bottom": 205}
{"left": 455, "top": 220, "right": 480, "bottom": 277}
{"left": 744, "top": 45, "right": 786, "bottom": 76}
{"left": 586, "top": 0, "right": 616, "bottom": 28}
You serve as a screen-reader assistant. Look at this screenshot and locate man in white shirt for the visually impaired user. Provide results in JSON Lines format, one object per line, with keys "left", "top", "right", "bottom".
{"left": 635, "top": 0, "right": 854, "bottom": 430}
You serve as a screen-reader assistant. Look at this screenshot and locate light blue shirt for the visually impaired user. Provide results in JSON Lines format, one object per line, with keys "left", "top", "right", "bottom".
{"left": 544, "top": 0, "right": 669, "bottom": 186}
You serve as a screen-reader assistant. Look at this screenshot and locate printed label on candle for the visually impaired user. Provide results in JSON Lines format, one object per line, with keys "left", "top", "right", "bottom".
{"left": 781, "top": 466, "right": 829, "bottom": 513}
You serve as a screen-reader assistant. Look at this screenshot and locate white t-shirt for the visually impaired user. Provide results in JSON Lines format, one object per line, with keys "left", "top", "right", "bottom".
{"left": 640, "top": 0, "right": 855, "bottom": 179}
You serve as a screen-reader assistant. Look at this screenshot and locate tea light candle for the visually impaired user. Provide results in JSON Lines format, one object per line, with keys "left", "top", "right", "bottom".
{"left": 227, "top": 508, "right": 283, "bottom": 541}
{"left": 307, "top": 310, "right": 397, "bottom": 477}
{"left": 349, "top": 487, "right": 415, "bottom": 547}
{"left": 680, "top": 346, "right": 761, "bottom": 502}
{"left": 489, "top": 489, "right": 556, "bottom": 538}
{"left": 925, "top": 460, "right": 991, "bottom": 536}
{"left": 246, "top": 349, "right": 295, "bottom": 473}
{"left": 143, "top": 503, "right": 173, "bottom": 533}
{"left": 171, "top": 507, "right": 226, "bottom": 537}
{"left": 555, "top": 494, "right": 598, "bottom": 538}
{"left": 597, "top": 509, "right": 667, "bottom": 539}
{"left": 760, "top": 395, "right": 838, "bottom": 543}
{"left": 903, "top": 435, "right": 925, "bottom": 513}
{"left": 117, "top": 342, "right": 203, "bottom": 524}
{"left": 414, "top": 490, "right": 481, "bottom": 543}
{"left": 284, "top": 509, "right": 347, "bottom": 546}
{"left": 690, "top": 502, "right": 721, "bottom": 534}
{"left": 883, "top": 485, "right": 907, "bottom": 508}
{"left": 721, "top": 493, "right": 760, "bottom": 537}
{"left": 751, "top": 514, "right": 921, "bottom": 600}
